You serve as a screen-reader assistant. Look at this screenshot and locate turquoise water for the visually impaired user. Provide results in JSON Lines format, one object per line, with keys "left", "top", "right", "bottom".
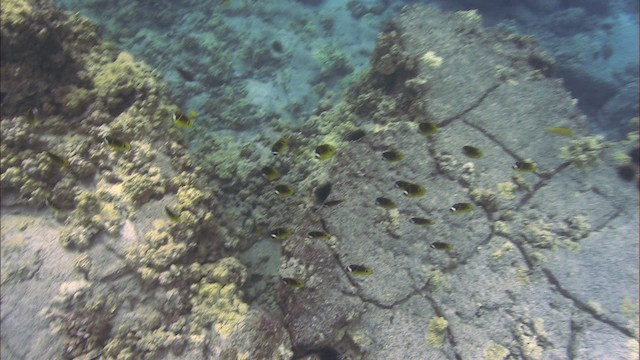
{"left": 54, "top": 0, "right": 638, "bottom": 139}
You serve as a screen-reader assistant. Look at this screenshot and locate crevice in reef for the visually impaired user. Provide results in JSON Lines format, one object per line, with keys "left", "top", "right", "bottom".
{"left": 438, "top": 83, "right": 501, "bottom": 128}
{"left": 541, "top": 268, "right": 635, "bottom": 338}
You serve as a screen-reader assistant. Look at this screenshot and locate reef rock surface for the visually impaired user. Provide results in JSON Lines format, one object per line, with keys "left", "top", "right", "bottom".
{"left": 268, "top": 5, "right": 639, "bottom": 359}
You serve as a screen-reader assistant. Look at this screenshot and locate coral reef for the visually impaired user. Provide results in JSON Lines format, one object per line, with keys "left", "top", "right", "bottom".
{"left": 560, "top": 135, "right": 608, "bottom": 169}
{"left": 425, "top": 317, "right": 449, "bottom": 348}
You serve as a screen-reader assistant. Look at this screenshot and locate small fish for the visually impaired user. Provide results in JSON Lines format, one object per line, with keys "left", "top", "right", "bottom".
{"left": 431, "top": 242, "right": 454, "bottom": 251}
{"left": 172, "top": 110, "right": 197, "bottom": 128}
{"left": 307, "top": 231, "right": 331, "bottom": 239}
{"left": 315, "top": 144, "right": 336, "bottom": 160}
{"left": 176, "top": 67, "right": 195, "bottom": 81}
{"left": 46, "top": 151, "right": 70, "bottom": 168}
{"left": 104, "top": 135, "right": 131, "bottom": 151}
{"left": 395, "top": 181, "right": 412, "bottom": 189}
{"left": 376, "top": 197, "right": 396, "bottom": 209}
{"left": 344, "top": 129, "right": 366, "bottom": 142}
{"left": 513, "top": 161, "right": 537, "bottom": 172}
{"left": 314, "top": 182, "right": 332, "bottom": 204}
{"left": 382, "top": 150, "right": 404, "bottom": 162}
{"left": 281, "top": 277, "right": 305, "bottom": 288}
{"left": 261, "top": 166, "right": 280, "bottom": 181}
{"left": 347, "top": 264, "right": 374, "bottom": 275}
{"left": 44, "top": 197, "right": 61, "bottom": 213}
{"left": 418, "top": 121, "right": 438, "bottom": 136}
{"left": 270, "top": 227, "right": 292, "bottom": 240}
{"left": 450, "top": 202, "right": 473, "bottom": 213}
{"left": 546, "top": 127, "right": 573, "bottom": 137}
{"left": 395, "top": 181, "right": 426, "bottom": 198}
{"left": 323, "top": 199, "right": 345, "bottom": 207}
{"left": 23, "top": 107, "right": 40, "bottom": 125}
{"left": 410, "top": 217, "right": 435, "bottom": 226}
{"left": 274, "top": 184, "right": 294, "bottom": 197}
{"left": 164, "top": 206, "right": 181, "bottom": 222}
{"left": 271, "top": 136, "right": 289, "bottom": 155}
{"left": 462, "top": 145, "right": 483, "bottom": 158}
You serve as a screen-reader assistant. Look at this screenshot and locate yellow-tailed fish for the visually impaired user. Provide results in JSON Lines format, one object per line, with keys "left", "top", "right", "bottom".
{"left": 431, "top": 242, "right": 454, "bottom": 251}
{"left": 410, "top": 217, "right": 434, "bottom": 226}
{"left": 376, "top": 197, "right": 396, "bottom": 209}
{"left": 462, "top": 145, "right": 483, "bottom": 158}
{"left": 315, "top": 144, "right": 336, "bottom": 160}
{"left": 307, "top": 231, "right": 331, "bottom": 239}
{"left": 395, "top": 181, "right": 426, "bottom": 198}
{"left": 546, "top": 127, "right": 574, "bottom": 137}
{"left": 274, "top": 184, "right": 294, "bottom": 197}
{"left": 23, "top": 107, "right": 40, "bottom": 125}
{"left": 173, "top": 110, "right": 197, "bottom": 128}
{"left": 347, "top": 264, "right": 374, "bottom": 275}
{"left": 104, "top": 135, "right": 131, "bottom": 151}
{"left": 164, "top": 206, "right": 181, "bottom": 222}
{"left": 270, "top": 227, "right": 292, "bottom": 240}
{"left": 382, "top": 150, "right": 403, "bottom": 162}
{"left": 323, "top": 199, "right": 345, "bottom": 207}
{"left": 281, "top": 277, "right": 305, "bottom": 288}
{"left": 271, "top": 136, "right": 289, "bottom": 155}
{"left": 261, "top": 166, "right": 280, "bottom": 181}
{"left": 418, "top": 121, "right": 438, "bottom": 136}
{"left": 450, "top": 202, "right": 473, "bottom": 213}
{"left": 46, "top": 151, "right": 70, "bottom": 168}
{"left": 513, "top": 161, "right": 537, "bottom": 172}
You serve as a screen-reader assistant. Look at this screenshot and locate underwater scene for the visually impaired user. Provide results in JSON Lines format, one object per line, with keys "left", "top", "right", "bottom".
{"left": 1, "top": 0, "right": 638, "bottom": 358}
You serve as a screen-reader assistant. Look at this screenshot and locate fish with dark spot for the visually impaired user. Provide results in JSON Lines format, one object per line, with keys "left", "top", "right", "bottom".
{"left": 281, "top": 277, "right": 305, "bottom": 288}
{"left": 315, "top": 144, "right": 336, "bottom": 160}
{"left": 271, "top": 136, "right": 289, "bottom": 155}
{"left": 431, "top": 242, "right": 453, "bottom": 251}
{"left": 274, "top": 184, "right": 294, "bottom": 197}
{"left": 410, "top": 217, "right": 434, "bottom": 226}
{"left": 164, "top": 205, "right": 181, "bottom": 222}
{"left": 46, "top": 151, "right": 70, "bottom": 168}
{"left": 314, "top": 182, "right": 332, "bottom": 204}
{"left": 270, "top": 227, "right": 292, "bottom": 240}
{"left": 346, "top": 264, "right": 373, "bottom": 275}
{"left": 462, "top": 145, "right": 483, "bottom": 158}
{"left": 418, "top": 121, "right": 437, "bottom": 136}
{"left": 617, "top": 165, "right": 636, "bottom": 182}
{"left": 395, "top": 181, "right": 426, "bottom": 198}
{"left": 261, "top": 166, "right": 280, "bottom": 181}
{"left": 104, "top": 135, "right": 131, "bottom": 151}
{"left": 513, "top": 161, "right": 537, "bottom": 172}
{"left": 344, "top": 129, "right": 366, "bottom": 141}
{"left": 376, "top": 197, "right": 396, "bottom": 209}
{"left": 23, "top": 107, "right": 40, "bottom": 125}
{"left": 450, "top": 202, "right": 473, "bottom": 213}
{"left": 382, "top": 149, "right": 403, "bottom": 162}
{"left": 172, "top": 110, "right": 197, "bottom": 128}
{"left": 307, "top": 231, "right": 331, "bottom": 239}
